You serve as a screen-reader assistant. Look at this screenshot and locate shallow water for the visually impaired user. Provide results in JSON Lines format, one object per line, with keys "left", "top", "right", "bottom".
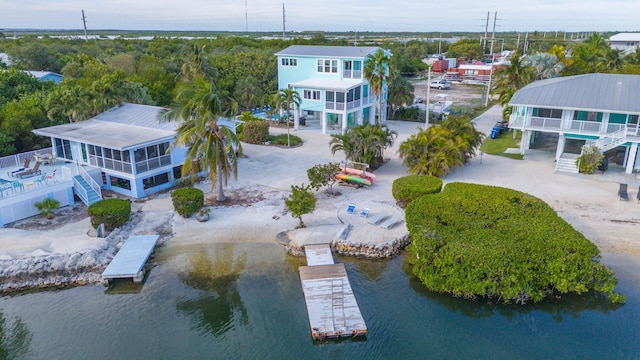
{"left": 1, "top": 243, "right": 639, "bottom": 360}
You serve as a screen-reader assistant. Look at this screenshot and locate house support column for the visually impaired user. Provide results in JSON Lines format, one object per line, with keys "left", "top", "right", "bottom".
{"left": 369, "top": 106, "right": 375, "bottom": 124}
{"left": 342, "top": 111, "right": 348, "bottom": 135}
{"left": 555, "top": 134, "right": 566, "bottom": 161}
{"left": 294, "top": 109, "right": 300, "bottom": 131}
{"left": 520, "top": 130, "right": 532, "bottom": 155}
{"left": 322, "top": 112, "right": 327, "bottom": 135}
{"left": 357, "top": 110, "right": 363, "bottom": 126}
{"left": 625, "top": 143, "right": 638, "bottom": 174}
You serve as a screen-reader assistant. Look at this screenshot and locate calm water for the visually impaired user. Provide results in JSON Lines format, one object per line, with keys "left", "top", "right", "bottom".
{"left": 1, "top": 243, "right": 639, "bottom": 360}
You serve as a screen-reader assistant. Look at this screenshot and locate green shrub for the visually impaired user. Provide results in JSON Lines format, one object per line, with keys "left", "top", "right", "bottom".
{"left": 243, "top": 120, "right": 270, "bottom": 144}
{"left": 392, "top": 175, "right": 442, "bottom": 207}
{"left": 171, "top": 187, "right": 204, "bottom": 218}
{"left": 405, "top": 182, "right": 624, "bottom": 304}
{"left": 87, "top": 198, "right": 131, "bottom": 231}
{"left": 34, "top": 197, "right": 61, "bottom": 219}
{"left": 269, "top": 134, "right": 302, "bottom": 146}
{"left": 576, "top": 145, "right": 604, "bottom": 174}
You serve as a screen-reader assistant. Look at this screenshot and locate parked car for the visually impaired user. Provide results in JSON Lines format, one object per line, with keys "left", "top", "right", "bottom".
{"left": 430, "top": 78, "right": 450, "bottom": 90}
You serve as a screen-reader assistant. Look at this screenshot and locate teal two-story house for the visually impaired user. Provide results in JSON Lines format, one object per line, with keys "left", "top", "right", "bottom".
{"left": 275, "top": 45, "right": 391, "bottom": 134}
{"left": 509, "top": 73, "right": 640, "bottom": 174}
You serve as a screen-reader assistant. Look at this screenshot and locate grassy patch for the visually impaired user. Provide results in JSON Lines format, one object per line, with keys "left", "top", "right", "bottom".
{"left": 480, "top": 129, "right": 523, "bottom": 160}
{"left": 269, "top": 134, "right": 302, "bottom": 146}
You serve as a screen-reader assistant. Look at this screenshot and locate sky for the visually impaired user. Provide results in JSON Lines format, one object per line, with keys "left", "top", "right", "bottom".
{"left": 0, "top": 0, "right": 638, "bottom": 33}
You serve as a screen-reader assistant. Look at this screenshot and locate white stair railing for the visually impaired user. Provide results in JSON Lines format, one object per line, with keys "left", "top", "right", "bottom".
{"left": 76, "top": 165, "right": 102, "bottom": 203}
{"left": 586, "top": 127, "right": 626, "bottom": 152}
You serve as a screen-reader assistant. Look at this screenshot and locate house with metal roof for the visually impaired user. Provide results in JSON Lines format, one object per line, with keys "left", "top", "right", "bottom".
{"left": 509, "top": 73, "right": 640, "bottom": 174}
{"left": 608, "top": 33, "right": 640, "bottom": 55}
{"left": 24, "top": 70, "right": 63, "bottom": 84}
{"left": 275, "top": 45, "right": 391, "bottom": 134}
{"left": 32, "top": 103, "right": 186, "bottom": 199}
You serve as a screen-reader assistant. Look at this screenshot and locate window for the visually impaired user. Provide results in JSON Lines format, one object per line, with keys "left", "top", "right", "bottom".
{"left": 317, "top": 59, "right": 338, "bottom": 73}
{"left": 303, "top": 90, "right": 320, "bottom": 100}
{"left": 281, "top": 58, "right": 297, "bottom": 66}
{"left": 135, "top": 141, "right": 171, "bottom": 174}
{"left": 537, "top": 108, "right": 562, "bottom": 119}
{"left": 143, "top": 172, "right": 170, "bottom": 190}
{"left": 54, "top": 139, "right": 72, "bottom": 160}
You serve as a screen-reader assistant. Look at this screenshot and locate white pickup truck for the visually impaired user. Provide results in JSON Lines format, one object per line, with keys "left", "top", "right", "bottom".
{"left": 429, "top": 78, "right": 451, "bottom": 90}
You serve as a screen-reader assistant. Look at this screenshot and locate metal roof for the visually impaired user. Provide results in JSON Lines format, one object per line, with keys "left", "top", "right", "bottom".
{"left": 275, "top": 45, "right": 381, "bottom": 58}
{"left": 609, "top": 33, "right": 640, "bottom": 42}
{"left": 509, "top": 74, "right": 640, "bottom": 114}
{"left": 33, "top": 103, "right": 176, "bottom": 150}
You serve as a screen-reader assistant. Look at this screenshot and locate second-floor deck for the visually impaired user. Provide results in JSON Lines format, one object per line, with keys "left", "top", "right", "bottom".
{"left": 509, "top": 115, "right": 640, "bottom": 140}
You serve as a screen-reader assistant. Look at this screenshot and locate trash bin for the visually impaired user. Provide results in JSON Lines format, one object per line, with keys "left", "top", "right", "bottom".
{"left": 490, "top": 127, "right": 500, "bottom": 139}
{"left": 299, "top": 117, "right": 306, "bottom": 126}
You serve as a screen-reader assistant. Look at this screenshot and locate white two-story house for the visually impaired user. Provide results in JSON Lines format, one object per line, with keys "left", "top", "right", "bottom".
{"left": 275, "top": 45, "right": 391, "bottom": 134}
{"left": 509, "top": 73, "right": 640, "bottom": 174}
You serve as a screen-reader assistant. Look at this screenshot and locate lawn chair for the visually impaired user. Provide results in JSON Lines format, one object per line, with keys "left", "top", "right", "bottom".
{"left": 367, "top": 210, "right": 387, "bottom": 225}
{"left": 379, "top": 212, "right": 404, "bottom": 229}
{"left": 45, "top": 169, "right": 58, "bottom": 183}
{"left": 8, "top": 158, "right": 30, "bottom": 177}
{"left": 34, "top": 174, "right": 47, "bottom": 186}
{"left": 346, "top": 203, "right": 356, "bottom": 214}
{"left": 618, "top": 183, "right": 629, "bottom": 201}
{"left": 359, "top": 207, "right": 370, "bottom": 218}
{"left": 17, "top": 161, "right": 41, "bottom": 179}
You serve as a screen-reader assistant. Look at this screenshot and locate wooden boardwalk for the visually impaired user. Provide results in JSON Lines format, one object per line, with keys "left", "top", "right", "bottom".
{"left": 102, "top": 235, "right": 159, "bottom": 285}
{"left": 299, "top": 244, "right": 367, "bottom": 340}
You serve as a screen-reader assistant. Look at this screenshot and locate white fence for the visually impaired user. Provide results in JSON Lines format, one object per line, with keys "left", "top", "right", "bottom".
{"left": 0, "top": 148, "right": 53, "bottom": 169}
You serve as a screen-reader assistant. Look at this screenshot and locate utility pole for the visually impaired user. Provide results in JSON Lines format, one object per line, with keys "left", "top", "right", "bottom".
{"left": 524, "top": 31, "right": 529, "bottom": 53}
{"left": 425, "top": 66, "right": 431, "bottom": 128}
{"left": 81, "top": 10, "right": 88, "bottom": 41}
{"left": 485, "top": 11, "right": 498, "bottom": 107}
{"left": 516, "top": 32, "right": 521, "bottom": 52}
{"left": 245, "top": 0, "right": 248, "bottom": 32}
{"left": 483, "top": 12, "right": 490, "bottom": 53}
{"left": 282, "top": 3, "right": 286, "bottom": 41}
{"left": 438, "top": 32, "right": 442, "bottom": 55}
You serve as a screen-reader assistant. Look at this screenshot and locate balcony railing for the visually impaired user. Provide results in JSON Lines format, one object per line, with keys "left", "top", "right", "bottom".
{"left": 509, "top": 116, "right": 626, "bottom": 135}
{"left": 0, "top": 147, "right": 53, "bottom": 169}
{"left": 343, "top": 70, "right": 362, "bottom": 79}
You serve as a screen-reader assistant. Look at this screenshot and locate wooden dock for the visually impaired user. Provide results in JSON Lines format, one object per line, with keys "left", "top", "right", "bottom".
{"left": 299, "top": 244, "right": 367, "bottom": 340}
{"left": 102, "top": 235, "right": 159, "bottom": 285}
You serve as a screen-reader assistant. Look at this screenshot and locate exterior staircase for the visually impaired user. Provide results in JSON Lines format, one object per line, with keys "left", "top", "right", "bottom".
{"left": 73, "top": 174, "right": 102, "bottom": 206}
{"left": 586, "top": 128, "right": 626, "bottom": 153}
{"left": 555, "top": 153, "right": 580, "bottom": 173}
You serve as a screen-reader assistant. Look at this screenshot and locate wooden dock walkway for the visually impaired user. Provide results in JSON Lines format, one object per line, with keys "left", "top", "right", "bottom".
{"left": 102, "top": 235, "right": 159, "bottom": 285}
{"left": 299, "top": 244, "right": 367, "bottom": 340}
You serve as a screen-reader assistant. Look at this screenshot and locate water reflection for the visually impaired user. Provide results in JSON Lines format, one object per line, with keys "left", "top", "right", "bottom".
{"left": 176, "top": 243, "right": 248, "bottom": 336}
{"left": 403, "top": 257, "right": 623, "bottom": 320}
{"left": 0, "top": 310, "right": 32, "bottom": 359}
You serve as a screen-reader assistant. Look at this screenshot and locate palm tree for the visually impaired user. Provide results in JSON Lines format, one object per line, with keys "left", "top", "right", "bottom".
{"left": 523, "top": 52, "right": 564, "bottom": 80}
{"left": 440, "top": 116, "right": 485, "bottom": 162}
{"left": 364, "top": 50, "right": 392, "bottom": 125}
{"left": 387, "top": 74, "right": 415, "bottom": 120}
{"left": 163, "top": 77, "right": 242, "bottom": 202}
{"left": 492, "top": 53, "right": 535, "bottom": 120}
{"left": 233, "top": 76, "right": 263, "bottom": 113}
{"left": 329, "top": 123, "right": 397, "bottom": 168}
{"left": 398, "top": 126, "right": 465, "bottom": 177}
{"left": 46, "top": 84, "right": 90, "bottom": 123}
{"left": 278, "top": 87, "right": 301, "bottom": 147}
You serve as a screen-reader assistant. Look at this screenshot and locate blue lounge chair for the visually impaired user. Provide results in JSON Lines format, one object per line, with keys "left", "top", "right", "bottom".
{"left": 367, "top": 210, "right": 387, "bottom": 225}
{"left": 379, "top": 212, "right": 403, "bottom": 229}
{"left": 359, "top": 207, "right": 370, "bottom": 218}
{"left": 346, "top": 203, "right": 356, "bottom": 214}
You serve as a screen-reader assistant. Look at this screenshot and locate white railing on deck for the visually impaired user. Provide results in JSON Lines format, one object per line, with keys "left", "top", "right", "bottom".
{"left": 510, "top": 116, "right": 627, "bottom": 135}
{"left": 0, "top": 147, "right": 53, "bottom": 169}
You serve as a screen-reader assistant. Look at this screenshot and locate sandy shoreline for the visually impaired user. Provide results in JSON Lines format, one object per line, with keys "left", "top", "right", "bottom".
{"left": 1, "top": 105, "right": 639, "bottom": 291}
